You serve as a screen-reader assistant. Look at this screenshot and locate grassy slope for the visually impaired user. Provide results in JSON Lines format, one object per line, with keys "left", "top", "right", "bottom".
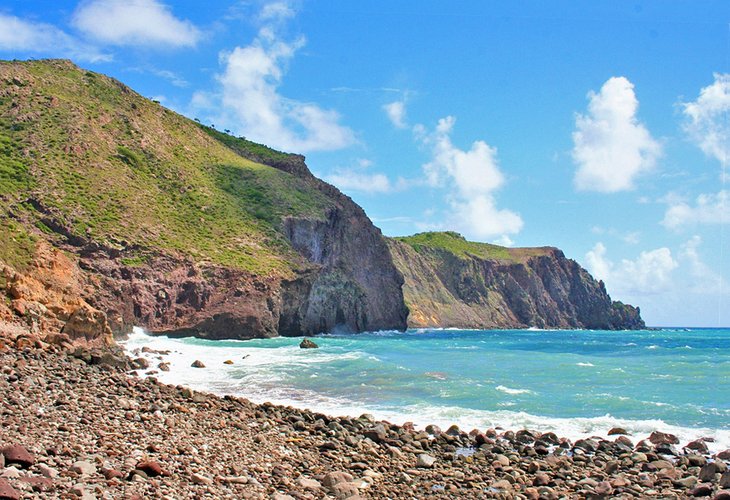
{"left": 0, "top": 59, "right": 332, "bottom": 275}
{"left": 393, "top": 231, "right": 553, "bottom": 264}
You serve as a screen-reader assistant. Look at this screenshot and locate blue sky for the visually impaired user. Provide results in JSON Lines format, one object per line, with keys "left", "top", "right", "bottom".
{"left": 1, "top": 1, "right": 728, "bottom": 327}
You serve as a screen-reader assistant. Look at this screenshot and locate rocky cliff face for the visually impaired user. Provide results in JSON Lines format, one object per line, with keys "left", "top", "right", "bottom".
{"left": 388, "top": 234, "right": 644, "bottom": 330}
{"left": 0, "top": 59, "right": 407, "bottom": 341}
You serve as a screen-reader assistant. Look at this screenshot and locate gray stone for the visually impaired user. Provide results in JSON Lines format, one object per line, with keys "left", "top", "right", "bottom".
{"left": 70, "top": 460, "right": 96, "bottom": 476}
{"left": 416, "top": 454, "right": 437, "bottom": 468}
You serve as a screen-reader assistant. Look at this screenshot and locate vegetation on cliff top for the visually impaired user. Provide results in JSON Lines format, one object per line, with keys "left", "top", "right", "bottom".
{"left": 0, "top": 59, "right": 332, "bottom": 274}
{"left": 394, "top": 231, "right": 553, "bottom": 264}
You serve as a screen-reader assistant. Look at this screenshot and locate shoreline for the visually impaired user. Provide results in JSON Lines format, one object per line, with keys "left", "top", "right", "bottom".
{"left": 2, "top": 333, "right": 730, "bottom": 498}
{"left": 123, "top": 328, "right": 730, "bottom": 456}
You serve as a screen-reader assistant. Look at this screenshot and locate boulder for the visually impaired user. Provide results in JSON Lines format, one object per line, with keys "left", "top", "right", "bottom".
{"left": 0, "top": 479, "right": 20, "bottom": 500}
{"left": 649, "top": 431, "right": 679, "bottom": 445}
{"left": 299, "top": 338, "right": 319, "bottom": 349}
{"left": 191, "top": 360, "right": 205, "bottom": 368}
{"left": 1, "top": 444, "right": 35, "bottom": 468}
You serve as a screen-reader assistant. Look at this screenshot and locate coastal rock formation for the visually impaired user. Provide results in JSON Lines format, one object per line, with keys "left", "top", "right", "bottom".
{"left": 0, "top": 59, "right": 641, "bottom": 342}
{"left": 389, "top": 232, "right": 644, "bottom": 330}
{"left": 0, "top": 59, "right": 407, "bottom": 340}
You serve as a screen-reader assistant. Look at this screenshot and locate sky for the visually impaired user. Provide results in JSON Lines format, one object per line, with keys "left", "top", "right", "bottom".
{"left": 1, "top": 1, "right": 728, "bottom": 327}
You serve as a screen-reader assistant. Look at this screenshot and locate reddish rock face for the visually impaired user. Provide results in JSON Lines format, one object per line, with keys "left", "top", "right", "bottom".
{"left": 1, "top": 444, "right": 35, "bottom": 468}
{"left": 0, "top": 479, "right": 21, "bottom": 500}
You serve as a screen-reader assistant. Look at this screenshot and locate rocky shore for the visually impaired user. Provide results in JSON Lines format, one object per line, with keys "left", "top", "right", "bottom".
{"left": 1, "top": 334, "right": 730, "bottom": 499}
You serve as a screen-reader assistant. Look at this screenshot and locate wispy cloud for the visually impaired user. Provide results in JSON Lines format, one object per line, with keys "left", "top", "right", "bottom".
{"left": 72, "top": 0, "right": 201, "bottom": 48}
{"left": 681, "top": 73, "right": 730, "bottom": 168}
{"left": 572, "top": 77, "right": 662, "bottom": 192}
{"left": 0, "top": 12, "right": 110, "bottom": 62}
{"left": 383, "top": 100, "right": 407, "bottom": 129}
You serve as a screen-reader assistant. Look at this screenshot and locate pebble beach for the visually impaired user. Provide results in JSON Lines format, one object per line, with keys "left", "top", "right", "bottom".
{"left": 2, "top": 332, "right": 730, "bottom": 499}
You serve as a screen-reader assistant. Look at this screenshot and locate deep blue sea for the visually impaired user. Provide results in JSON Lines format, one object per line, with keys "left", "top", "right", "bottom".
{"left": 125, "top": 327, "right": 730, "bottom": 451}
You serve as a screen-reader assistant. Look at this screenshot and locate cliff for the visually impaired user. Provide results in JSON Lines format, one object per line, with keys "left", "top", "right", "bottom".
{"left": 0, "top": 59, "right": 407, "bottom": 342}
{"left": 0, "top": 59, "right": 642, "bottom": 344}
{"left": 388, "top": 232, "right": 644, "bottom": 330}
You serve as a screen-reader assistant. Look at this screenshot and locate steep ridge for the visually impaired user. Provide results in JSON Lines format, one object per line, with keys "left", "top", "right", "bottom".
{"left": 389, "top": 232, "right": 644, "bottom": 330}
{"left": 0, "top": 59, "right": 407, "bottom": 341}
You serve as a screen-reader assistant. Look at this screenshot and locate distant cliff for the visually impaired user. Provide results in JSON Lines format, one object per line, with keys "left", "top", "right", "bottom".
{"left": 388, "top": 232, "right": 644, "bottom": 330}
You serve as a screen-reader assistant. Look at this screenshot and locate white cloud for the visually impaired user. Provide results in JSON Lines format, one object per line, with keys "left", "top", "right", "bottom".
{"left": 682, "top": 73, "right": 730, "bottom": 168}
{"left": 585, "top": 242, "right": 678, "bottom": 295}
{"left": 204, "top": 6, "right": 354, "bottom": 153}
{"left": 72, "top": 0, "right": 201, "bottom": 48}
{"left": 0, "top": 13, "right": 110, "bottom": 62}
{"left": 662, "top": 190, "right": 729, "bottom": 230}
{"left": 322, "top": 159, "right": 408, "bottom": 194}
{"left": 572, "top": 76, "right": 662, "bottom": 192}
{"left": 383, "top": 100, "right": 407, "bottom": 128}
{"left": 417, "top": 116, "right": 522, "bottom": 239}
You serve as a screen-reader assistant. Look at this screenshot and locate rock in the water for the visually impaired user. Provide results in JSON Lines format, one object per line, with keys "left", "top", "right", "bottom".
{"left": 191, "top": 360, "right": 205, "bottom": 368}
{"left": 1, "top": 445, "right": 34, "bottom": 468}
{"left": 223, "top": 359, "right": 234, "bottom": 365}
{"left": 299, "top": 338, "right": 319, "bottom": 349}
{"left": 649, "top": 431, "right": 679, "bottom": 445}
{"left": 608, "top": 427, "right": 629, "bottom": 435}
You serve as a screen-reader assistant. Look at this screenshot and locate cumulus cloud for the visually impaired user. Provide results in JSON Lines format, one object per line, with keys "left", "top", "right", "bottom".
{"left": 0, "top": 13, "right": 110, "bottom": 62}
{"left": 383, "top": 100, "right": 407, "bottom": 128}
{"left": 417, "top": 116, "right": 522, "bottom": 239}
{"left": 682, "top": 73, "right": 730, "bottom": 168}
{"left": 572, "top": 77, "right": 662, "bottom": 192}
{"left": 204, "top": 4, "right": 354, "bottom": 153}
{"left": 72, "top": 0, "right": 201, "bottom": 48}
{"left": 662, "top": 190, "right": 729, "bottom": 230}
{"left": 585, "top": 243, "right": 678, "bottom": 295}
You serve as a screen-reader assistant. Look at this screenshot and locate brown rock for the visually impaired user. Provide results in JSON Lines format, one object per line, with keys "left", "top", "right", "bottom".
{"left": 0, "top": 479, "right": 20, "bottom": 500}
{"left": 594, "top": 481, "right": 613, "bottom": 496}
{"left": 136, "top": 460, "right": 163, "bottom": 477}
{"left": 717, "top": 450, "right": 730, "bottom": 460}
{"left": 649, "top": 431, "right": 679, "bottom": 445}
{"left": 322, "top": 471, "right": 354, "bottom": 488}
{"left": 299, "top": 338, "right": 319, "bottom": 349}
{"left": 687, "top": 439, "right": 711, "bottom": 454}
{"left": 1, "top": 444, "right": 35, "bottom": 468}
{"left": 721, "top": 472, "right": 730, "bottom": 489}
{"left": 713, "top": 490, "right": 730, "bottom": 500}
{"left": 191, "top": 360, "right": 205, "bottom": 368}
{"left": 608, "top": 427, "right": 629, "bottom": 435}
{"left": 223, "top": 359, "right": 233, "bottom": 364}
{"left": 690, "top": 483, "right": 714, "bottom": 497}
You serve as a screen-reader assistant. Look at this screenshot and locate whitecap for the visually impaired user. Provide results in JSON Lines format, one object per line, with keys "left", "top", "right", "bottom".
{"left": 496, "top": 385, "right": 533, "bottom": 395}
{"left": 576, "top": 362, "right": 595, "bottom": 367}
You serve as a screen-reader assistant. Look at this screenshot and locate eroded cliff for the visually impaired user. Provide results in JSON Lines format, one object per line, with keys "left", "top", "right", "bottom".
{"left": 0, "top": 59, "right": 407, "bottom": 341}
{"left": 388, "top": 232, "right": 644, "bottom": 330}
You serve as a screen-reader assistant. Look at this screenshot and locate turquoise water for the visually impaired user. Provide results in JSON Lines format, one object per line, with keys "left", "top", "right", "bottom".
{"left": 125, "top": 327, "right": 730, "bottom": 450}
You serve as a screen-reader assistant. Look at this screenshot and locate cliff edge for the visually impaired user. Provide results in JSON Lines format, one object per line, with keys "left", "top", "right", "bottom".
{"left": 389, "top": 232, "right": 644, "bottom": 330}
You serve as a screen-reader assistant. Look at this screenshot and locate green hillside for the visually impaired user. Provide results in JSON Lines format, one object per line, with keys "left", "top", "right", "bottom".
{"left": 0, "top": 59, "right": 332, "bottom": 274}
{"left": 394, "top": 231, "right": 552, "bottom": 263}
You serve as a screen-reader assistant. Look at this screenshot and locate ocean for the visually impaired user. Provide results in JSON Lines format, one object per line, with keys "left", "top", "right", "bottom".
{"left": 123, "top": 327, "right": 730, "bottom": 452}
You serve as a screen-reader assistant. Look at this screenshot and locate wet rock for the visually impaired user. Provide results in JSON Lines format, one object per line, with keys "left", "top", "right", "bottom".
{"left": 1, "top": 445, "right": 34, "bottom": 468}
{"left": 299, "top": 338, "right": 319, "bottom": 349}
{"left": 191, "top": 360, "right": 205, "bottom": 368}
{"left": 649, "top": 431, "right": 679, "bottom": 445}
{"left": 687, "top": 440, "right": 711, "bottom": 454}
{"left": 608, "top": 427, "right": 629, "bottom": 436}
{"left": 223, "top": 359, "right": 233, "bottom": 364}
